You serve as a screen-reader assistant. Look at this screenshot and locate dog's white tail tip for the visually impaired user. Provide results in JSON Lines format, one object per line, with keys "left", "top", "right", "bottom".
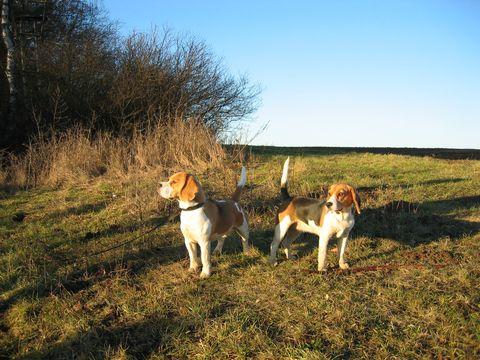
{"left": 281, "top": 157, "right": 290, "bottom": 186}
{"left": 238, "top": 166, "right": 247, "bottom": 187}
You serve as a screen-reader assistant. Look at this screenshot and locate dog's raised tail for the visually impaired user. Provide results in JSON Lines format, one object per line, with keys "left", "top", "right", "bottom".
{"left": 232, "top": 166, "right": 247, "bottom": 202}
{"left": 280, "top": 157, "right": 291, "bottom": 200}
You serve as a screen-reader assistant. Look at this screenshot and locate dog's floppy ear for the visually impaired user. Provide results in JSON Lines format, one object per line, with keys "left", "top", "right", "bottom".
{"left": 179, "top": 174, "right": 199, "bottom": 202}
{"left": 327, "top": 184, "right": 336, "bottom": 196}
{"left": 349, "top": 186, "right": 361, "bottom": 214}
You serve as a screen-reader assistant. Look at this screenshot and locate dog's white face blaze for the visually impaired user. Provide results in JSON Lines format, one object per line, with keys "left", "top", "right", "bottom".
{"left": 158, "top": 172, "right": 198, "bottom": 201}
{"left": 159, "top": 181, "right": 173, "bottom": 199}
{"left": 327, "top": 184, "right": 360, "bottom": 214}
{"left": 327, "top": 194, "right": 340, "bottom": 211}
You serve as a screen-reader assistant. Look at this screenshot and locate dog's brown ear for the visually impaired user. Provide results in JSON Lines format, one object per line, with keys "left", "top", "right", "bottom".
{"left": 328, "top": 184, "right": 336, "bottom": 196}
{"left": 179, "top": 174, "right": 199, "bottom": 202}
{"left": 350, "top": 186, "right": 361, "bottom": 214}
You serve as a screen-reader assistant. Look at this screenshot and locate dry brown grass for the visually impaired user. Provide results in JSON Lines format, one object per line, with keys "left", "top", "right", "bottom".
{"left": 1, "top": 117, "right": 236, "bottom": 190}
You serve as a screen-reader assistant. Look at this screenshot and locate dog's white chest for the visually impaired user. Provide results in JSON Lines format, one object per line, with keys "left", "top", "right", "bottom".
{"left": 323, "top": 211, "right": 354, "bottom": 237}
{"left": 180, "top": 208, "right": 212, "bottom": 241}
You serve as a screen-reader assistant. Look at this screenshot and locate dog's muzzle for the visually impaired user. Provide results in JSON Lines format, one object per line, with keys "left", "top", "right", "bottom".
{"left": 158, "top": 182, "right": 173, "bottom": 199}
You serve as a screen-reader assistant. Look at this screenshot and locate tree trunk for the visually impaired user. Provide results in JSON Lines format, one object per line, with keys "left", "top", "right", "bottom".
{"left": 1, "top": 0, "right": 16, "bottom": 122}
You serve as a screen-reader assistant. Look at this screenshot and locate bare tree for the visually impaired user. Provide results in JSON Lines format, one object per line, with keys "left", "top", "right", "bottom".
{"left": 0, "top": 2, "right": 260, "bottom": 149}
{"left": 1, "top": 0, "right": 16, "bottom": 121}
{"left": 110, "top": 30, "right": 260, "bottom": 135}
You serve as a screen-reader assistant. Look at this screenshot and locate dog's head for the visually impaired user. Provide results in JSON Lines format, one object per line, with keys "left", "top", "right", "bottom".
{"left": 326, "top": 183, "right": 361, "bottom": 214}
{"left": 158, "top": 172, "right": 205, "bottom": 202}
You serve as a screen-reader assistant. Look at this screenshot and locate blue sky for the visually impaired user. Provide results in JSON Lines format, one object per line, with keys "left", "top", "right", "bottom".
{"left": 103, "top": 0, "right": 480, "bottom": 148}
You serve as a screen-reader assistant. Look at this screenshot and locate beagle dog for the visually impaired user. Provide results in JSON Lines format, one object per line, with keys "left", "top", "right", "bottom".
{"left": 159, "top": 167, "right": 249, "bottom": 278}
{"left": 269, "top": 158, "right": 361, "bottom": 271}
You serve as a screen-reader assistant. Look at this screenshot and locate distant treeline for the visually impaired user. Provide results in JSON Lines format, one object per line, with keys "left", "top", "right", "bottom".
{"left": 0, "top": 0, "right": 259, "bottom": 150}
{"left": 248, "top": 146, "right": 480, "bottom": 160}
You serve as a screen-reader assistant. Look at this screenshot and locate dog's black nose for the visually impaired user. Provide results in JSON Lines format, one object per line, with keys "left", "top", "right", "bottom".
{"left": 326, "top": 202, "right": 333, "bottom": 208}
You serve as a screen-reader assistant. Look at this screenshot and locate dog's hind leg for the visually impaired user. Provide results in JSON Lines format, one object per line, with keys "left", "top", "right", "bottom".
{"left": 236, "top": 218, "right": 250, "bottom": 254}
{"left": 282, "top": 227, "right": 300, "bottom": 260}
{"left": 269, "top": 216, "right": 292, "bottom": 266}
{"left": 212, "top": 235, "right": 227, "bottom": 255}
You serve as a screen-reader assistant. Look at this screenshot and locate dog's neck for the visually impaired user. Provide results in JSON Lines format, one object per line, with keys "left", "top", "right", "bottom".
{"left": 178, "top": 199, "right": 203, "bottom": 210}
{"left": 333, "top": 205, "right": 354, "bottom": 220}
{"left": 177, "top": 187, "right": 207, "bottom": 210}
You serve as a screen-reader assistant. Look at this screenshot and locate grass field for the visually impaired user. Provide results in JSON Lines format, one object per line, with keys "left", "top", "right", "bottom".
{"left": 1, "top": 148, "right": 479, "bottom": 359}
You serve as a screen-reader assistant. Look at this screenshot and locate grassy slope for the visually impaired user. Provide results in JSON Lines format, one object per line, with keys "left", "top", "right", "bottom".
{"left": 1, "top": 149, "right": 479, "bottom": 359}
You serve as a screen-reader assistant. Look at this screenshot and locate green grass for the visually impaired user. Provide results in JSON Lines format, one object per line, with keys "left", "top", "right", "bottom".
{"left": 1, "top": 149, "right": 479, "bottom": 359}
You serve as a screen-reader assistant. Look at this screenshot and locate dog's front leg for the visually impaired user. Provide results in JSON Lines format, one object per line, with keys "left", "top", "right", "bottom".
{"left": 337, "top": 232, "right": 350, "bottom": 269}
{"left": 184, "top": 238, "right": 201, "bottom": 273}
{"left": 317, "top": 233, "right": 330, "bottom": 272}
{"left": 199, "top": 238, "right": 212, "bottom": 278}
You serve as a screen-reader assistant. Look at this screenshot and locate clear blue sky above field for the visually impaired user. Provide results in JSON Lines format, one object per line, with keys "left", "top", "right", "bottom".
{"left": 103, "top": 0, "right": 479, "bottom": 148}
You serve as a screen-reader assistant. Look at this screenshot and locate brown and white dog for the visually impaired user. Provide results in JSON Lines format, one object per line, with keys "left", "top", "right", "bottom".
{"left": 158, "top": 167, "right": 249, "bottom": 278}
{"left": 269, "top": 158, "right": 361, "bottom": 271}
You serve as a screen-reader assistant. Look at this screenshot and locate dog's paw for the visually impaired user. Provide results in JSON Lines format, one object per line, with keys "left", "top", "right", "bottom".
{"left": 188, "top": 266, "right": 201, "bottom": 273}
{"left": 199, "top": 271, "right": 211, "bottom": 279}
{"left": 286, "top": 253, "right": 298, "bottom": 260}
{"left": 318, "top": 267, "right": 327, "bottom": 273}
{"left": 339, "top": 262, "right": 349, "bottom": 270}
{"left": 269, "top": 258, "right": 278, "bottom": 267}
{"left": 242, "top": 246, "right": 254, "bottom": 256}
{"left": 212, "top": 249, "right": 222, "bottom": 256}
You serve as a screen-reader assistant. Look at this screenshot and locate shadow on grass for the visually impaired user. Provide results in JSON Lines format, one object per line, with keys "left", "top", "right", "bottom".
{"left": 63, "top": 213, "right": 178, "bottom": 248}
{"left": 355, "top": 195, "right": 480, "bottom": 246}
{"left": 12, "top": 291, "right": 283, "bottom": 360}
{"left": 356, "top": 177, "right": 467, "bottom": 194}
{"left": 0, "top": 242, "right": 188, "bottom": 359}
{"left": 0, "top": 241, "right": 187, "bottom": 315}
{"left": 16, "top": 313, "right": 192, "bottom": 359}
{"left": 45, "top": 201, "right": 109, "bottom": 220}
{"left": 0, "top": 214, "right": 184, "bottom": 313}
{"left": 300, "top": 177, "right": 467, "bottom": 201}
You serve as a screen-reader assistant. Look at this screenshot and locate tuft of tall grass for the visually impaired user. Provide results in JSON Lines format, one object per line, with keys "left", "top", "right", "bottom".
{"left": 1, "top": 118, "right": 232, "bottom": 189}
